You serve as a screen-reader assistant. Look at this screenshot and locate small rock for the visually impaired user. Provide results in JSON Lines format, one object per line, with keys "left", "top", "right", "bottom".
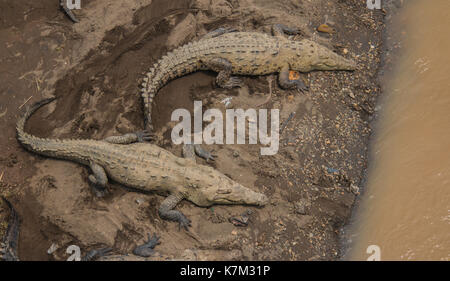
{"left": 294, "top": 199, "right": 311, "bottom": 215}
{"left": 341, "top": 87, "right": 355, "bottom": 99}
{"left": 350, "top": 184, "right": 360, "bottom": 195}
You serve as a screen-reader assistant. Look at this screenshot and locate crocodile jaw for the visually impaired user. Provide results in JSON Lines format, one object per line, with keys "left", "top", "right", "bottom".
{"left": 212, "top": 184, "right": 268, "bottom": 206}
{"left": 291, "top": 40, "right": 356, "bottom": 72}
{"left": 313, "top": 45, "right": 356, "bottom": 71}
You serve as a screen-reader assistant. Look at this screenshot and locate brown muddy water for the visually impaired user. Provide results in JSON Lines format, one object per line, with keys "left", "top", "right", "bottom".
{"left": 344, "top": 0, "right": 450, "bottom": 260}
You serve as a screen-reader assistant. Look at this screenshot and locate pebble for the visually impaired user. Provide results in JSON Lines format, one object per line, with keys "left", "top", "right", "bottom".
{"left": 350, "top": 184, "right": 360, "bottom": 195}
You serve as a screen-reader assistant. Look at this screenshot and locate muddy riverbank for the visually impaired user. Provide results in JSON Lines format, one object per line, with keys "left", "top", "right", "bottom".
{"left": 0, "top": 0, "right": 384, "bottom": 260}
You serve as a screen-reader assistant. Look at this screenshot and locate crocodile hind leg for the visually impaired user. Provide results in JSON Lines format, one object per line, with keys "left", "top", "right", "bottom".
{"left": 158, "top": 193, "right": 191, "bottom": 230}
{"left": 203, "top": 58, "right": 242, "bottom": 89}
{"left": 103, "top": 131, "right": 153, "bottom": 144}
{"left": 133, "top": 233, "right": 161, "bottom": 257}
{"left": 278, "top": 66, "right": 309, "bottom": 92}
{"left": 88, "top": 162, "right": 108, "bottom": 197}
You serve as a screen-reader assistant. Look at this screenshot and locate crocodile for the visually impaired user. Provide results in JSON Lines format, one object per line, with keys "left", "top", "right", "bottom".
{"left": 0, "top": 197, "right": 20, "bottom": 261}
{"left": 60, "top": 0, "right": 79, "bottom": 23}
{"left": 16, "top": 98, "right": 268, "bottom": 231}
{"left": 140, "top": 24, "right": 356, "bottom": 132}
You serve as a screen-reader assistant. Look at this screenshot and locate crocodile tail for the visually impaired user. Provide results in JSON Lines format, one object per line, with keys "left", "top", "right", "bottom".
{"left": 140, "top": 43, "right": 200, "bottom": 130}
{"left": 16, "top": 97, "right": 56, "bottom": 142}
{"left": 16, "top": 97, "right": 61, "bottom": 155}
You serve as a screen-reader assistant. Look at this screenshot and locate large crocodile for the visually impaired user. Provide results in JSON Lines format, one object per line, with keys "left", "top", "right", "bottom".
{"left": 0, "top": 197, "right": 20, "bottom": 261}
{"left": 140, "top": 24, "right": 356, "bottom": 131}
{"left": 16, "top": 98, "right": 268, "bottom": 231}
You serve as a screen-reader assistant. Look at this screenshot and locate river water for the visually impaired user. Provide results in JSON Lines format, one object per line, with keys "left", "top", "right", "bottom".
{"left": 344, "top": 0, "right": 450, "bottom": 261}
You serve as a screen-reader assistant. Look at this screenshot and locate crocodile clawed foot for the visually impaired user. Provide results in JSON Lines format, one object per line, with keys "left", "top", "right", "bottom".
{"left": 88, "top": 177, "right": 109, "bottom": 198}
{"left": 221, "top": 77, "right": 242, "bottom": 89}
{"left": 135, "top": 130, "right": 154, "bottom": 142}
{"left": 133, "top": 233, "right": 161, "bottom": 257}
{"left": 178, "top": 215, "right": 192, "bottom": 231}
{"left": 294, "top": 79, "right": 309, "bottom": 93}
{"left": 91, "top": 186, "right": 109, "bottom": 198}
{"left": 194, "top": 145, "right": 217, "bottom": 162}
{"left": 81, "top": 247, "right": 112, "bottom": 261}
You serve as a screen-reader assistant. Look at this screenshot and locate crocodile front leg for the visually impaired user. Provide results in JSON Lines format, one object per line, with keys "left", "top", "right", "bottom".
{"left": 158, "top": 193, "right": 191, "bottom": 230}
{"left": 278, "top": 66, "right": 309, "bottom": 92}
{"left": 88, "top": 161, "right": 108, "bottom": 197}
{"left": 194, "top": 144, "right": 216, "bottom": 162}
{"left": 182, "top": 144, "right": 216, "bottom": 163}
{"left": 203, "top": 58, "right": 242, "bottom": 89}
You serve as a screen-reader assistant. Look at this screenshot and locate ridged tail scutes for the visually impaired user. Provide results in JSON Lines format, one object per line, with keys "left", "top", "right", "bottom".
{"left": 16, "top": 97, "right": 57, "bottom": 141}
{"left": 15, "top": 97, "right": 67, "bottom": 157}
